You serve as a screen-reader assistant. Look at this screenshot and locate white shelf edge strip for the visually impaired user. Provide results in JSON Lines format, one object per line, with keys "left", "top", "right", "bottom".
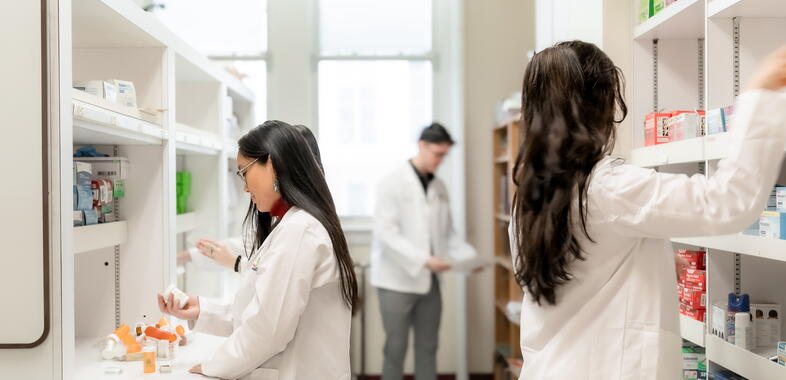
{"left": 74, "top": 221, "right": 128, "bottom": 254}
{"left": 671, "top": 234, "right": 786, "bottom": 262}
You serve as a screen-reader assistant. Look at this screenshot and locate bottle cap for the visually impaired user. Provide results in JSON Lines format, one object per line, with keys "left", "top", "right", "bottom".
{"left": 728, "top": 293, "right": 750, "bottom": 312}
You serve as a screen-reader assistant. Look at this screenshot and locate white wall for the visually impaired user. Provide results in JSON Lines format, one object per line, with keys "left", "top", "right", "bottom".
{"left": 464, "top": 0, "right": 535, "bottom": 374}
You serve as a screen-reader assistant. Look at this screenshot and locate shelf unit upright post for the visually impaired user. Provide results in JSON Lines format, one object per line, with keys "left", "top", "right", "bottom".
{"left": 492, "top": 119, "right": 523, "bottom": 379}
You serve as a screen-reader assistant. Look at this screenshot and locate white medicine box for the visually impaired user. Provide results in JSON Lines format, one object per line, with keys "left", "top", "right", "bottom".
{"left": 74, "top": 157, "right": 129, "bottom": 181}
{"left": 751, "top": 304, "right": 781, "bottom": 348}
{"left": 73, "top": 80, "right": 118, "bottom": 103}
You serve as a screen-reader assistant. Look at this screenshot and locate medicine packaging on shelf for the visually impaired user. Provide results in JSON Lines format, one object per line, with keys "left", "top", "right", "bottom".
{"left": 110, "top": 79, "right": 137, "bottom": 108}
{"left": 73, "top": 80, "right": 118, "bottom": 104}
{"left": 680, "top": 303, "right": 706, "bottom": 322}
{"left": 767, "top": 188, "right": 778, "bottom": 211}
{"left": 684, "top": 268, "right": 706, "bottom": 291}
{"left": 751, "top": 304, "right": 781, "bottom": 348}
{"left": 637, "top": 0, "right": 650, "bottom": 23}
{"left": 667, "top": 112, "right": 705, "bottom": 142}
{"left": 711, "top": 303, "right": 728, "bottom": 339}
{"left": 678, "top": 249, "right": 706, "bottom": 269}
{"left": 775, "top": 187, "right": 786, "bottom": 212}
{"left": 759, "top": 211, "right": 786, "bottom": 239}
{"left": 644, "top": 112, "right": 672, "bottom": 146}
{"left": 651, "top": 0, "right": 665, "bottom": 16}
{"left": 705, "top": 106, "right": 733, "bottom": 135}
{"left": 682, "top": 342, "right": 706, "bottom": 380}
{"left": 778, "top": 342, "right": 786, "bottom": 367}
{"left": 681, "top": 287, "right": 706, "bottom": 310}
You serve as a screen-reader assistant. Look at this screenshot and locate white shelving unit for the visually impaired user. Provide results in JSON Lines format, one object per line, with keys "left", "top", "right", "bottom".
{"left": 634, "top": 0, "right": 705, "bottom": 40}
{"left": 61, "top": 1, "right": 256, "bottom": 379}
{"left": 74, "top": 222, "right": 128, "bottom": 255}
{"left": 680, "top": 314, "right": 706, "bottom": 348}
{"left": 630, "top": 1, "right": 786, "bottom": 377}
{"left": 705, "top": 335, "right": 786, "bottom": 379}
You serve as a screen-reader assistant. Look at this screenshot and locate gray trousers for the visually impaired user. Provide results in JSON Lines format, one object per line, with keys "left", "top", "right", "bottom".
{"left": 377, "top": 277, "right": 441, "bottom": 380}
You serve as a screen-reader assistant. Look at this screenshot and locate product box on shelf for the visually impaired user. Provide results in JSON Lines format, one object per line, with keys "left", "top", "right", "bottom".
{"left": 681, "top": 287, "right": 706, "bottom": 310}
{"left": 711, "top": 303, "right": 727, "bottom": 339}
{"left": 638, "top": 0, "right": 650, "bottom": 23}
{"left": 75, "top": 157, "right": 128, "bottom": 198}
{"left": 682, "top": 342, "right": 706, "bottom": 380}
{"left": 73, "top": 80, "right": 118, "bottom": 104}
{"left": 111, "top": 79, "right": 137, "bottom": 108}
{"left": 651, "top": 0, "right": 665, "bottom": 16}
{"left": 681, "top": 303, "right": 706, "bottom": 322}
{"left": 759, "top": 211, "right": 786, "bottom": 239}
{"left": 775, "top": 187, "right": 786, "bottom": 212}
{"left": 678, "top": 249, "right": 706, "bottom": 269}
{"left": 667, "top": 112, "right": 705, "bottom": 142}
{"left": 751, "top": 304, "right": 781, "bottom": 348}
{"left": 645, "top": 112, "right": 672, "bottom": 146}
{"left": 778, "top": 342, "right": 786, "bottom": 366}
{"left": 684, "top": 268, "right": 706, "bottom": 291}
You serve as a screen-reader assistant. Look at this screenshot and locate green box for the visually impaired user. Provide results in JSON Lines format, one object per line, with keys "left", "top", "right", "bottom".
{"left": 177, "top": 194, "right": 188, "bottom": 215}
{"left": 651, "top": 0, "right": 665, "bottom": 16}
{"left": 638, "top": 0, "right": 650, "bottom": 23}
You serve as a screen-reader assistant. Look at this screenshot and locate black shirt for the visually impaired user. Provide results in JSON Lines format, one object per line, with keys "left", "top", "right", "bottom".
{"left": 409, "top": 160, "right": 434, "bottom": 194}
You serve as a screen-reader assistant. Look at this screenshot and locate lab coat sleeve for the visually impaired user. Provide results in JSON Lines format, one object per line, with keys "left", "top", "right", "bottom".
{"left": 443, "top": 190, "right": 477, "bottom": 261}
{"left": 597, "top": 90, "right": 786, "bottom": 238}
{"left": 201, "top": 222, "right": 324, "bottom": 379}
{"left": 192, "top": 297, "right": 235, "bottom": 337}
{"left": 373, "top": 181, "right": 430, "bottom": 277}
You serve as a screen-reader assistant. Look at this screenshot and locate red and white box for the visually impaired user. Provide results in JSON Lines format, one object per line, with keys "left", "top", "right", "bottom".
{"left": 645, "top": 112, "right": 673, "bottom": 146}
{"left": 684, "top": 268, "right": 706, "bottom": 291}
{"left": 680, "top": 303, "right": 706, "bottom": 322}
{"left": 667, "top": 111, "right": 705, "bottom": 142}
{"left": 681, "top": 287, "right": 707, "bottom": 310}
{"left": 677, "top": 249, "right": 706, "bottom": 269}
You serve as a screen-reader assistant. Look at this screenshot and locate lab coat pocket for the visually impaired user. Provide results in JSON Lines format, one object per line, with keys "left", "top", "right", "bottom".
{"left": 245, "top": 368, "right": 279, "bottom": 380}
{"left": 620, "top": 326, "right": 659, "bottom": 380}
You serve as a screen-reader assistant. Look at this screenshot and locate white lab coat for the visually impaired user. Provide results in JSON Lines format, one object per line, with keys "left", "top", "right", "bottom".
{"left": 511, "top": 90, "right": 786, "bottom": 380}
{"left": 371, "top": 163, "right": 477, "bottom": 294}
{"left": 193, "top": 207, "right": 352, "bottom": 380}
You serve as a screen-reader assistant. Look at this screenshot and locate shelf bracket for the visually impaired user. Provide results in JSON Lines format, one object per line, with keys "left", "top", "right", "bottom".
{"left": 653, "top": 39, "right": 659, "bottom": 112}
{"left": 698, "top": 38, "right": 705, "bottom": 110}
{"left": 113, "top": 145, "right": 121, "bottom": 328}
{"left": 732, "top": 17, "right": 742, "bottom": 294}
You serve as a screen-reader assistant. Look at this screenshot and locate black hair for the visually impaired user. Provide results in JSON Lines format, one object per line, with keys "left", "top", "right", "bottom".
{"left": 292, "top": 124, "right": 323, "bottom": 173}
{"left": 238, "top": 120, "right": 357, "bottom": 310}
{"left": 512, "top": 41, "right": 627, "bottom": 306}
{"left": 419, "top": 122, "right": 455, "bottom": 145}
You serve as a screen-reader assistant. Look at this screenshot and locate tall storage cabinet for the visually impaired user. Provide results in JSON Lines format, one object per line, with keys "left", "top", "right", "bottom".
{"left": 629, "top": 0, "right": 786, "bottom": 378}
{"left": 51, "top": 0, "right": 255, "bottom": 378}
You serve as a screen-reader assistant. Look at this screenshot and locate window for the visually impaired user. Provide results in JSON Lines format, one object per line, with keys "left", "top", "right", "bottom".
{"left": 317, "top": 0, "right": 435, "bottom": 217}
{"left": 152, "top": 0, "right": 268, "bottom": 123}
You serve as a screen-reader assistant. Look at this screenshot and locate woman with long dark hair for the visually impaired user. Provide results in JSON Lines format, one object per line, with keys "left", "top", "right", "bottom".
{"left": 510, "top": 41, "right": 786, "bottom": 379}
{"left": 158, "top": 120, "right": 357, "bottom": 379}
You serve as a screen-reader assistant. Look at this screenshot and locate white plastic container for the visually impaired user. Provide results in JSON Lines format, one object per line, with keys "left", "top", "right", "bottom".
{"left": 735, "top": 312, "right": 754, "bottom": 350}
{"left": 163, "top": 284, "right": 189, "bottom": 309}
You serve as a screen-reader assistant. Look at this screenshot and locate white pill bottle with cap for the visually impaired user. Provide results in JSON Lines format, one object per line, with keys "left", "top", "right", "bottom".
{"left": 163, "top": 284, "right": 189, "bottom": 309}
{"left": 735, "top": 312, "right": 754, "bottom": 349}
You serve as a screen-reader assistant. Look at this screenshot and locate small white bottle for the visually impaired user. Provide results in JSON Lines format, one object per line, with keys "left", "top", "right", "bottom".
{"left": 735, "top": 312, "right": 753, "bottom": 350}
{"left": 163, "top": 284, "right": 189, "bottom": 309}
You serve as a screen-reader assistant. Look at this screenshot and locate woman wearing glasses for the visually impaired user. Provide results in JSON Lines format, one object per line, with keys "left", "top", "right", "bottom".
{"left": 175, "top": 124, "right": 323, "bottom": 274}
{"left": 158, "top": 120, "right": 357, "bottom": 380}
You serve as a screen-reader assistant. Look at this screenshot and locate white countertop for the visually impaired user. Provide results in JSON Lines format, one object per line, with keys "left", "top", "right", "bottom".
{"left": 75, "top": 333, "right": 226, "bottom": 379}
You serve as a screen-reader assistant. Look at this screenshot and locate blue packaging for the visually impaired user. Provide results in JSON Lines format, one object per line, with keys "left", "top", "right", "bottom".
{"left": 75, "top": 185, "right": 93, "bottom": 211}
{"left": 83, "top": 209, "right": 99, "bottom": 225}
{"left": 759, "top": 212, "right": 786, "bottom": 239}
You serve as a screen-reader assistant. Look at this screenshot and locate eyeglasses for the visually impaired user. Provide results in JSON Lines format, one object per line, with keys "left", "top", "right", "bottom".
{"left": 235, "top": 157, "right": 260, "bottom": 183}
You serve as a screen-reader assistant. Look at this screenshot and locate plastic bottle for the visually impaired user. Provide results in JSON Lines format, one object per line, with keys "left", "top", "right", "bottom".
{"left": 726, "top": 293, "right": 750, "bottom": 344}
{"left": 142, "top": 343, "right": 156, "bottom": 374}
{"left": 163, "top": 284, "right": 189, "bottom": 309}
{"left": 735, "top": 312, "right": 753, "bottom": 349}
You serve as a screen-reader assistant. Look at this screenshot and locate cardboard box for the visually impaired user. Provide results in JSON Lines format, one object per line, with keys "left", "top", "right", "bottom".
{"left": 711, "top": 303, "right": 727, "bottom": 339}
{"left": 678, "top": 249, "right": 706, "bottom": 269}
{"left": 705, "top": 108, "right": 727, "bottom": 135}
{"left": 681, "top": 303, "right": 706, "bottom": 322}
{"left": 652, "top": 0, "right": 666, "bottom": 16}
{"left": 778, "top": 342, "right": 786, "bottom": 366}
{"left": 760, "top": 211, "right": 786, "bottom": 239}
{"left": 668, "top": 112, "right": 705, "bottom": 141}
{"left": 684, "top": 268, "right": 706, "bottom": 291}
{"left": 73, "top": 80, "right": 118, "bottom": 103}
{"left": 681, "top": 288, "right": 706, "bottom": 310}
{"left": 776, "top": 187, "right": 786, "bottom": 212}
{"left": 751, "top": 304, "right": 781, "bottom": 348}
{"left": 645, "top": 112, "right": 672, "bottom": 146}
{"left": 110, "top": 79, "right": 137, "bottom": 108}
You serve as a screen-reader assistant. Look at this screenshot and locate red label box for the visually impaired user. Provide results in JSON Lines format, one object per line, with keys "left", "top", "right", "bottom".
{"left": 677, "top": 249, "right": 706, "bottom": 270}
{"left": 684, "top": 268, "right": 706, "bottom": 291}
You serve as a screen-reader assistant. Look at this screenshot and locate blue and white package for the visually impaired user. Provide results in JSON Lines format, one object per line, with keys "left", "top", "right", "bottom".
{"left": 76, "top": 185, "right": 93, "bottom": 211}
{"left": 83, "top": 209, "right": 99, "bottom": 225}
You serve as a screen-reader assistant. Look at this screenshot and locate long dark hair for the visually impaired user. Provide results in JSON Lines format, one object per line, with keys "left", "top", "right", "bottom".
{"left": 238, "top": 120, "right": 358, "bottom": 309}
{"left": 512, "top": 41, "right": 627, "bottom": 305}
